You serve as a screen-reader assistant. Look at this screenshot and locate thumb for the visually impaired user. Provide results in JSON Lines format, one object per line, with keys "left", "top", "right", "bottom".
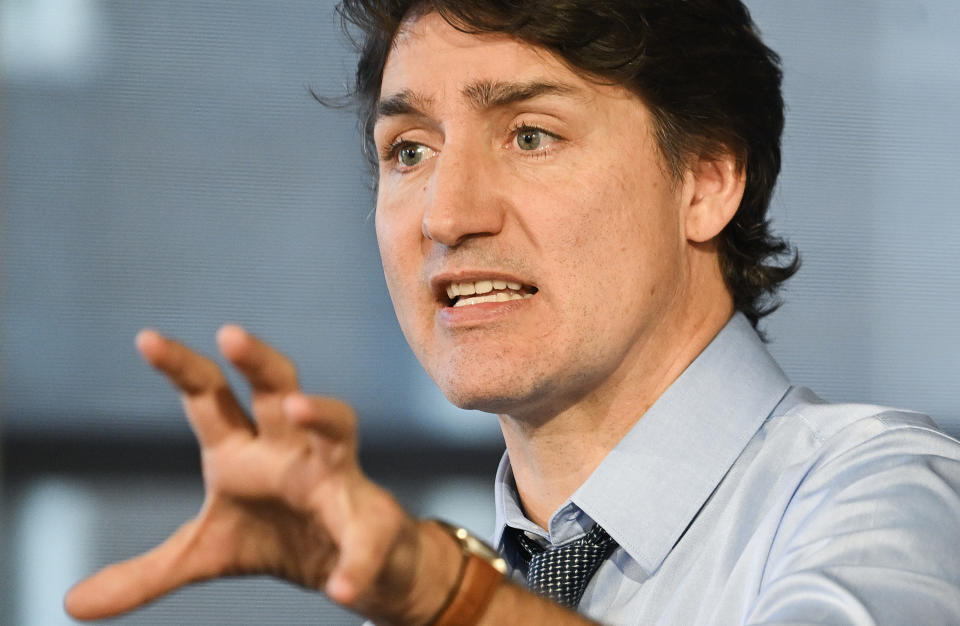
{"left": 64, "top": 518, "right": 212, "bottom": 620}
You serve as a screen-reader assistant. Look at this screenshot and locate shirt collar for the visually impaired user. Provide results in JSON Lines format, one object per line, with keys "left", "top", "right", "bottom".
{"left": 493, "top": 313, "right": 791, "bottom": 574}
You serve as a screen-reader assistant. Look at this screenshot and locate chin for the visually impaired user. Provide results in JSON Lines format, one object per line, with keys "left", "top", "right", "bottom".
{"left": 424, "top": 346, "right": 566, "bottom": 416}
{"left": 435, "top": 369, "right": 560, "bottom": 418}
{"left": 433, "top": 371, "right": 524, "bottom": 413}
{"left": 439, "top": 382, "right": 520, "bottom": 414}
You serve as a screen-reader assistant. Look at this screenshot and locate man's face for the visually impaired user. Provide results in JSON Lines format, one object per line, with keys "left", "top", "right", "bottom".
{"left": 374, "top": 13, "right": 697, "bottom": 419}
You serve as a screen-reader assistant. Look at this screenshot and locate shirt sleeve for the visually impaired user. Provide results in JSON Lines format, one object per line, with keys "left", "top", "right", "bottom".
{"left": 747, "top": 416, "right": 960, "bottom": 625}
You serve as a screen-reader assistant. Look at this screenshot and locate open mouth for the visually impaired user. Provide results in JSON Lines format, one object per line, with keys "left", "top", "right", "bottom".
{"left": 443, "top": 279, "right": 538, "bottom": 307}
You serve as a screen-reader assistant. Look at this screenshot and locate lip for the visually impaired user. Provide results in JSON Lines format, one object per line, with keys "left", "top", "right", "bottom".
{"left": 437, "top": 292, "right": 535, "bottom": 326}
{"left": 429, "top": 270, "right": 538, "bottom": 326}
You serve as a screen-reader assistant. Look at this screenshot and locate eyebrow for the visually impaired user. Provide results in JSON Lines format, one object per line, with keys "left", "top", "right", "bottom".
{"left": 463, "top": 79, "right": 580, "bottom": 109}
{"left": 376, "top": 89, "right": 436, "bottom": 120}
{"left": 375, "top": 79, "right": 582, "bottom": 122}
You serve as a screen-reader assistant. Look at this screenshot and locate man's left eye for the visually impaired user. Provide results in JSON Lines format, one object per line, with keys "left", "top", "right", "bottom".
{"left": 516, "top": 127, "right": 546, "bottom": 151}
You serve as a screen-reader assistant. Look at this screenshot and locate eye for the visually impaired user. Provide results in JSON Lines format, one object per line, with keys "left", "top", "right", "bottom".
{"left": 516, "top": 127, "right": 544, "bottom": 151}
{"left": 510, "top": 123, "right": 562, "bottom": 154}
{"left": 397, "top": 143, "right": 429, "bottom": 167}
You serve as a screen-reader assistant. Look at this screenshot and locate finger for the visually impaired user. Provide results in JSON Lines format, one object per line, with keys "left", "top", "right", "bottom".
{"left": 137, "top": 329, "right": 253, "bottom": 446}
{"left": 64, "top": 520, "right": 214, "bottom": 621}
{"left": 284, "top": 393, "right": 358, "bottom": 444}
{"left": 216, "top": 325, "right": 298, "bottom": 394}
{"left": 216, "top": 325, "right": 300, "bottom": 438}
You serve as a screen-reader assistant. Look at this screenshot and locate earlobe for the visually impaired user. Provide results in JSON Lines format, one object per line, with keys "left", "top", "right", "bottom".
{"left": 683, "top": 153, "right": 746, "bottom": 243}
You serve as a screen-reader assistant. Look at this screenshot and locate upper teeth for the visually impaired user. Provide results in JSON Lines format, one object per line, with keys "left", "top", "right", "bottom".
{"left": 445, "top": 279, "right": 534, "bottom": 307}
{"left": 446, "top": 279, "right": 522, "bottom": 299}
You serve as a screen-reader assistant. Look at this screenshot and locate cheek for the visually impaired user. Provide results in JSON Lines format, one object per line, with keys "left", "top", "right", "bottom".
{"left": 375, "top": 198, "right": 435, "bottom": 350}
{"left": 375, "top": 207, "right": 413, "bottom": 314}
{"left": 374, "top": 209, "right": 398, "bottom": 285}
{"left": 376, "top": 183, "right": 418, "bottom": 274}
{"left": 547, "top": 169, "right": 643, "bottom": 254}
{"left": 554, "top": 167, "right": 682, "bottom": 298}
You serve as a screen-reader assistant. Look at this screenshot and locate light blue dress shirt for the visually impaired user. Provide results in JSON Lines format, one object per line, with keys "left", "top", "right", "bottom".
{"left": 493, "top": 314, "right": 960, "bottom": 625}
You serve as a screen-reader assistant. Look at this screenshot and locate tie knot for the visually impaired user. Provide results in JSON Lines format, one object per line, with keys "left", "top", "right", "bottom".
{"left": 513, "top": 524, "right": 617, "bottom": 608}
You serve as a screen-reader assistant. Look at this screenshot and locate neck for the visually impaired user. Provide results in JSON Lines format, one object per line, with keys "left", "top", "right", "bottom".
{"left": 499, "top": 297, "right": 734, "bottom": 530}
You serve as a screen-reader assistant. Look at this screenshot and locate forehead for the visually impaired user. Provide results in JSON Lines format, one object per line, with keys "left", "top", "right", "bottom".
{"left": 381, "top": 12, "right": 594, "bottom": 102}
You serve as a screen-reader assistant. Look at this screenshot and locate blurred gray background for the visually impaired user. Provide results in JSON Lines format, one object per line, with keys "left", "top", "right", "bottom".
{"left": 2, "top": 0, "right": 958, "bottom": 623}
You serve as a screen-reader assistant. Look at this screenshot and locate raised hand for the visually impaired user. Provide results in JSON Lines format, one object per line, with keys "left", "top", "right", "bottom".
{"left": 64, "top": 326, "right": 461, "bottom": 624}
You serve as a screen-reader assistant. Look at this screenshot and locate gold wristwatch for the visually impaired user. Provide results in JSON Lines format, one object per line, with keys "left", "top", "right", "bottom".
{"left": 428, "top": 519, "right": 508, "bottom": 626}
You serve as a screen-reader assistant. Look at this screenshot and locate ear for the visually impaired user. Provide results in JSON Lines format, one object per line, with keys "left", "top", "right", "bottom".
{"left": 682, "top": 151, "right": 746, "bottom": 244}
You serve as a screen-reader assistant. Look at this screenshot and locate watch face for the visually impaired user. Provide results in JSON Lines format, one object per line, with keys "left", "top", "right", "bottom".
{"left": 435, "top": 520, "right": 508, "bottom": 574}
{"left": 461, "top": 532, "right": 508, "bottom": 574}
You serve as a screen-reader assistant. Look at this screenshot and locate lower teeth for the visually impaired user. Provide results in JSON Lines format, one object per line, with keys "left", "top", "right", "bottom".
{"left": 453, "top": 292, "right": 532, "bottom": 307}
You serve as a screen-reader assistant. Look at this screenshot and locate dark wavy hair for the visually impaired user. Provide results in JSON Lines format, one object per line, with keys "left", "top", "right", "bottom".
{"left": 336, "top": 0, "right": 799, "bottom": 327}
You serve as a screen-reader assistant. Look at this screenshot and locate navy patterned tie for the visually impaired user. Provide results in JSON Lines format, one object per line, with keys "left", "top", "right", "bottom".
{"left": 514, "top": 524, "right": 617, "bottom": 608}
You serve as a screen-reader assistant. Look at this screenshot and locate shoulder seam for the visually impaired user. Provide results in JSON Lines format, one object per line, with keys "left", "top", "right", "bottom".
{"left": 790, "top": 411, "right": 826, "bottom": 445}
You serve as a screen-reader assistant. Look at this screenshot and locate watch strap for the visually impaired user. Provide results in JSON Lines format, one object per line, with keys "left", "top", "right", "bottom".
{"left": 428, "top": 520, "right": 506, "bottom": 626}
{"left": 431, "top": 553, "right": 503, "bottom": 626}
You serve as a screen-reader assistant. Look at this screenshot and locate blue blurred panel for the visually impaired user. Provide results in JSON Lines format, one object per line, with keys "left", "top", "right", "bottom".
{"left": 0, "top": 0, "right": 494, "bottom": 444}
{"left": 748, "top": 0, "right": 960, "bottom": 434}
{"left": 1, "top": 0, "right": 957, "bottom": 443}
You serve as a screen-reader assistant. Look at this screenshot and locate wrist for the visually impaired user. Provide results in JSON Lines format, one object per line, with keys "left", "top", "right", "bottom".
{"left": 391, "top": 519, "right": 465, "bottom": 626}
{"left": 424, "top": 520, "right": 507, "bottom": 626}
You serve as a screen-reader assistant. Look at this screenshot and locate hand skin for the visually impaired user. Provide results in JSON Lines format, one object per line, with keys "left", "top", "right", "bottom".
{"left": 63, "top": 326, "right": 598, "bottom": 625}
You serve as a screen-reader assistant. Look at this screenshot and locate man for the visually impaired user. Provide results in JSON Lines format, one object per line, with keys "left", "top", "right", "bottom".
{"left": 65, "top": 1, "right": 960, "bottom": 624}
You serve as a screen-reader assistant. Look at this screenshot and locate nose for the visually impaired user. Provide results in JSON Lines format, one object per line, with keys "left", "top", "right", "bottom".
{"left": 421, "top": 146, "right": 504, "bottom": 247}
